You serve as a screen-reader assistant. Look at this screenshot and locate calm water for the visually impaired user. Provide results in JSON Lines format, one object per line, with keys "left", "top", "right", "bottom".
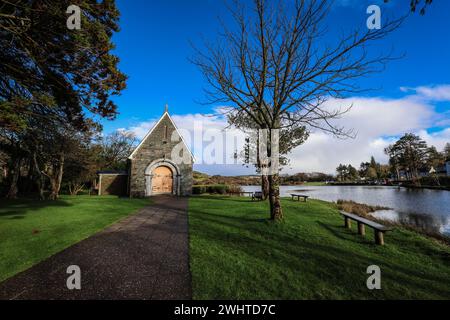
{"left": 241, "top": 185, "right": 450, "bottom": 235}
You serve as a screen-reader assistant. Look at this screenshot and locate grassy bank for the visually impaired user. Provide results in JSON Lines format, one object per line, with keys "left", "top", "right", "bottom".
{"left": 0, "top": 195, "right": 149, "bottom": 282}
{"left": 189, "top": 196, "right": 450, "bottom": 299}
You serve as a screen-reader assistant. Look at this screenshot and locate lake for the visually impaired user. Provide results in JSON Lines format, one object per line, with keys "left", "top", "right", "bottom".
{"left": 241, "top": 185, "right": 450, "bottom": 235}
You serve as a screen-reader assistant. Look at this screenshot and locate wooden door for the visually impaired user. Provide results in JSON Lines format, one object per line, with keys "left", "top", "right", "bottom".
{"left": 152, "top": 166, "right": 173, "bottom": 194}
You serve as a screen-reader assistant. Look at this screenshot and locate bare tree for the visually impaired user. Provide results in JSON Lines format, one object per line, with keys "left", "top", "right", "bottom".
{"left": 99, "top": 131, "right": 137, "bottom": 170}
{"left": 192, "top": 0, "right": 402, "bottom": 220}
{"left": 384, "top": 0, "right": 433, "bottom": 15}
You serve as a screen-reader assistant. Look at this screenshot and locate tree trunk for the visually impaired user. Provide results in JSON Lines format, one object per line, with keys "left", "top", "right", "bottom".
{"left": 261, "top": 174, "right": 269, "bottom": 200}
{"left": 256, "top": 132, "right": 269, "bottom": 200}
{"left": 268, "top": 173, "right": 283, "bottom": 220}
{"left": 32, "top": 152, "right": 45, "bottom": 200}
{"left": 265, "top": 121, "right": 282, "bottom": 220}
{"left": 48, "top": 154, "right": 64, "bottom": 200}
{"left": 6, "top": 158, "right": 21, "bottom": 199}
{"left": 69, "top": 182, "right": 84, "bottom": 196}
{"left": 414, "top": 168, "right": 420, "bottom": 185}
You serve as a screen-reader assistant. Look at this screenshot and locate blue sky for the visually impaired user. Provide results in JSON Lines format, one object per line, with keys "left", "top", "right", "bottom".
{"left": 100, "top": 0, "right": 450, "bottom": 175}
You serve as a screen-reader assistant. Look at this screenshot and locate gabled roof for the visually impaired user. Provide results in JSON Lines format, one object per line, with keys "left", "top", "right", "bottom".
{"left": 128, "top": 111, "right": 195, "bottom": 160}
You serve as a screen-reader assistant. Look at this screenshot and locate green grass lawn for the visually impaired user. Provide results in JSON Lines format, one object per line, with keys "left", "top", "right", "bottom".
{"left": 0, "top": 195, "right": 149, "bottom": 282}
{"left": 189, "top": 196, "right": 450, "bottom": 299}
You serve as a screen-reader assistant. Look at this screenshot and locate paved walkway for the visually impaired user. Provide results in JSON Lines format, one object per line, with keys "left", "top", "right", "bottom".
{"left": 0, "top": 196, "right": 191, "bottom": 300}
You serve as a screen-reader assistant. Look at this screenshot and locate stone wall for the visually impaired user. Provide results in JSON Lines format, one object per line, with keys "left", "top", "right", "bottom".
{"left": 129, "top": 113, "right": 193, "bottom": 197}
{"left": 99, "top": 174, "right": 128, "bottom": 196}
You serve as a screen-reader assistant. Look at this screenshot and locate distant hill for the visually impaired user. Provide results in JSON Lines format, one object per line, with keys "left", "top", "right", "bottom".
{"left": 193, "top": 171, "right": 260, "bottom": 186}
{"left": 193, "top": 171, "right": 334, "bottom": 186}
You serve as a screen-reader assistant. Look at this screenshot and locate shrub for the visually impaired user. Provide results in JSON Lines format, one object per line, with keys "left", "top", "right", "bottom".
{"left": 206, "top": 184, "right": 228, "bottom": 194}
{"left": 192, "top": 185, "right": 207, "bottom": 194}
{"left": 228, "top": 184, "right": 243, "bottom": 193}
{"left": 192, "top": 184, "right": 240, "bottom": 195}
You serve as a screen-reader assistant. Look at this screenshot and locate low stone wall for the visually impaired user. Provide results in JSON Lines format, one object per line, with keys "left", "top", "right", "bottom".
{"left": 99, "top": 174, "right": 128, "bottom": 196}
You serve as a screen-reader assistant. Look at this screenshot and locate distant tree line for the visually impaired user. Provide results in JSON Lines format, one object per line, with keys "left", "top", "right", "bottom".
{"left": 281, "top": 172, "right": 334, "bottom": 184}
{"left": 0, "top": 129, "right": 136, "bottom": 199}
{"left": 385, "top": 133, "right": 449, "bottom": 182}
{"left": 336, "top": 164, "right": 361, "bottom": 182}
{"left": 336, "top": 157, "right": 391, "bottom": 182}
{"left": 335, "top": 133, "right": 449, "bottom": 184}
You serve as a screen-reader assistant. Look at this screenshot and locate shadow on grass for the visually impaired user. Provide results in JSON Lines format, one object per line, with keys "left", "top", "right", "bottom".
{"left": 8, "top": 216, "right": 25, "bottom": 220}
{"left": 0, "top": 198, "right": 73, "bottom": 218}
{"left": 317, "top": 221, "right": 368, "bottom": 243}
{"left": 192, "top": 195, "right": 258, "bottom": 203}
{"left": 189, "top": 204, "right": 450, "bottom": 299}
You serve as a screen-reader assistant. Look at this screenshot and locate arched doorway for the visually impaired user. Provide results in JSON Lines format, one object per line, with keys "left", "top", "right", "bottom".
{"left": 144, "top": 159, "right": 181, "bottom": 196}
{"left": 151, "top": 166, "right": 173, "bottom": 194}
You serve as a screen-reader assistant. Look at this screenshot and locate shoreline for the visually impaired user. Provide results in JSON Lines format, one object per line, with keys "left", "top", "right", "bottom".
{"left": 289, "top": 183, "right": 450, "bottom": 191}
{"left": 332, "top": 199, "right": 450, "bottom": 245}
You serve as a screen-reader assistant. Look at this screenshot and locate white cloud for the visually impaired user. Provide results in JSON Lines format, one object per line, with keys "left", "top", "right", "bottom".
{"left": 127, "top": 112, "right": 227, "bottom": 141}
{"left": 415, "top": 85, "right": 450, "bottom": 101}
{"left": 289, "top": 95, "right": 447, "bottom": 173}
{"left": 123, "top": 90, "right": 449, "bottom": 176}
{"left": 416, "top": 128, "right": 450, "bottom": 151}
{"left": 121, "top": 121, "right": 155, "bottom": 140}
{"left": 400, "top": 84, "right": 450, "bottom": 102}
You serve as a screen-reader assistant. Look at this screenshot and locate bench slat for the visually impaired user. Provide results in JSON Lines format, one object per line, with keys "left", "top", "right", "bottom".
{"left": 340, "top": 211, "right": 392, "bottom": 231}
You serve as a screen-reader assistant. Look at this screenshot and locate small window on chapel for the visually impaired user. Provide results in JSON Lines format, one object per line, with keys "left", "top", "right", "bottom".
{"left": 164, "top": 125, "right": 168, "bottom": 140}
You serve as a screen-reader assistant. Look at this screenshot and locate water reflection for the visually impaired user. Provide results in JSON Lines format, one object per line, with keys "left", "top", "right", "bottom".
{"left": 370, "top": 210, "right": 450, "bottom": 235}
{"left": 241, "top": 185, "right": 450, "bottom": 236}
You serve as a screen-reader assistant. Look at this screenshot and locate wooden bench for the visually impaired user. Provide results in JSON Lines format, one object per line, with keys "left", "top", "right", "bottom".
{"left": 290, "top": 193, "right": 309, "bottom": 202}
{"left": 252, "top": 191, "right": 263, "bottom": 201}
{"left": 340, "top": 211, "right": 393, "bottom": 245}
